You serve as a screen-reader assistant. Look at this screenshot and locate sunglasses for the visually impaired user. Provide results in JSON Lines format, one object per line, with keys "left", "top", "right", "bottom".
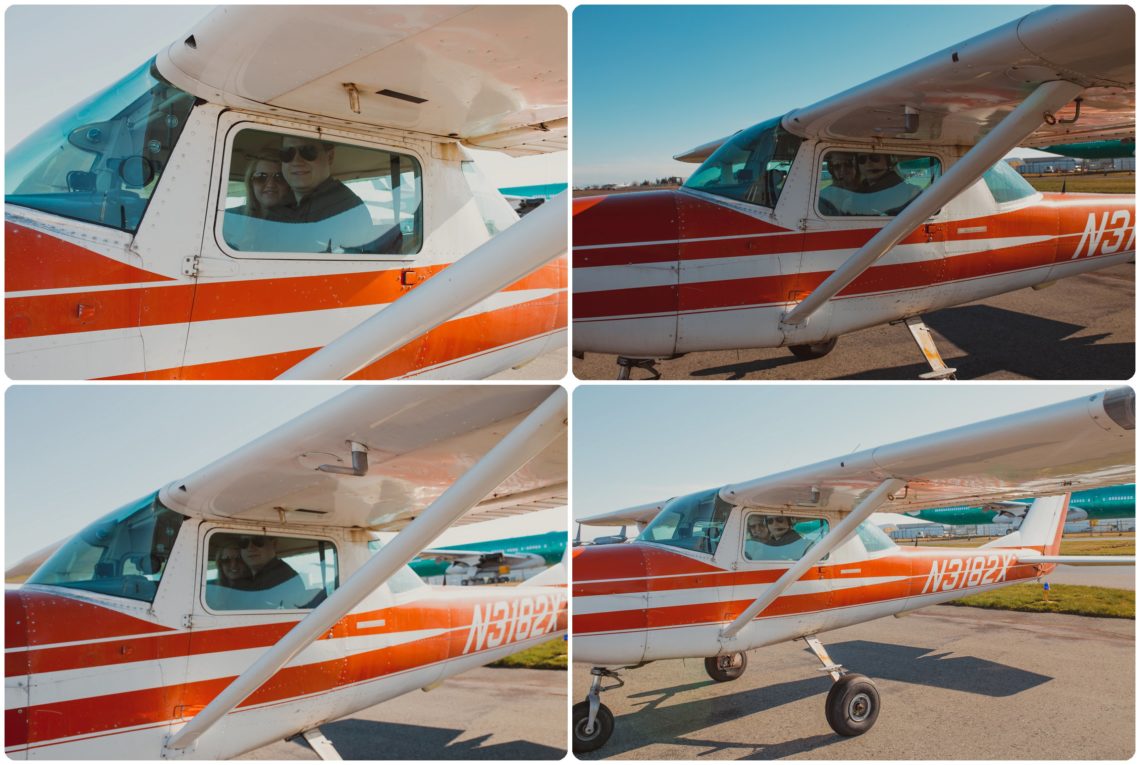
{"left": 279, "top": 144, "right": 324, "bottom": 163}
{"left": 239, "top": 537, "right": 270, "bottom": 549}
{"left": 251, "top": 171, "right": 285, "bottom": 185}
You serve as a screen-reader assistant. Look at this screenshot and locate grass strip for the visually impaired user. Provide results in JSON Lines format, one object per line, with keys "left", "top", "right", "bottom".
{"left": 490, "top": 638, "right": 567, "bottom": 670}
{"left": 946, "top": 583, "right": 1134, "bottom": 619}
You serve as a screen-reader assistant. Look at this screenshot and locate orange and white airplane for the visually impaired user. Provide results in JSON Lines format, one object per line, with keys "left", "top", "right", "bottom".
{"left": 5, "top": 385, "right": 568, "bottom": 759}
{"left": 570, "top": 388, "right": 1133, "bottom": 752}
{"left": 5, "top": 6, "right": 567, "bottom": 380}
{"left": 572, "top": 5, "right": 1134, "bottom": 379}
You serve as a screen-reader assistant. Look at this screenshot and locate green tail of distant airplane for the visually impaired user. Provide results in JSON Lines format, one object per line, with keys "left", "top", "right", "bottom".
{"left": 905, "top": 484, "right": 1135, "bottom": 525}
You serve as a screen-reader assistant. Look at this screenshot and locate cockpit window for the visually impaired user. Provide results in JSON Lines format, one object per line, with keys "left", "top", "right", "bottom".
{"left": 26, "top": 493, "right": 185, "bottom": 603}
{"left": 684, "top": 117, "right": 802, "bottom": 208}
{"left": 219, "top": 128, "right": 424, "bottom": 257}
{"left": 205, "top": 532, "right": 339, "bottom": 611}
{"left": 638, "top": 489, "right": 733, "bottom": 555}
{"left": 819, "top": 151, "right": 940, "bottom": 216}
{"left": 368, "top": 538, "right": 429, "bottom": 594}
{"left": 5, "top": 59, "right": 196, "bottom": 233}
{"left": 743, "top": 513, "right": 829, "bottom": 562}
{"left": 982, "top": 160, "right": 1038, "bottom": 204}
{"left": 854, "top": 520, "right": 897, "bottom": 554}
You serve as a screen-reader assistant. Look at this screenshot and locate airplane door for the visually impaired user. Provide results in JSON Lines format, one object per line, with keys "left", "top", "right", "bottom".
{"left": 733, "top": 513, "right": 832, "bottom": 638}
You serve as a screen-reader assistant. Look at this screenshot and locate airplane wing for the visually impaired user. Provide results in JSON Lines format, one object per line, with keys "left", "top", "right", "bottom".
{"left": 577, "top": 499, "right": 668, "bottom": 528}
{"left": 783, "top": 6, "right": 1133, "bottom": 148}
{"left": 719, "top": 388, "right": 1133, "bottom": 642}
{"left": 158, "top": 385, "right": 566, "bottom": 531}
{"left": 722, "top": 388, "right": 1134, "bottom": 515}
{"left": 157, "top": 6, "right": 567, "bottom": 155}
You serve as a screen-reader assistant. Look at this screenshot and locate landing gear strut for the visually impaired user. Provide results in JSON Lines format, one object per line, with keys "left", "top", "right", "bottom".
{"left": 704, "top": 651, "right": 747, "bottom": 682}
{"left": 572, "top": 667, "right": 623, "bottom": 753}
{"left": 897, "top": 315, "right": 957, "bottom": 380}
{"left": 615, "top": 356, "right": 662, "bottom": 380}
{"left": 803, "top": 634, "right": 880, "bottom": 737}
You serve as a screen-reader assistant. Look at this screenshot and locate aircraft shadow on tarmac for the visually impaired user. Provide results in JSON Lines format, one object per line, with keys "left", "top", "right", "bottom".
{"left": 286, "top": 719, "right": 566, "bottom": 760}
{"left": 579, "top": 640, "right": 1052, "bottom": 759}
{"left": 687, "top": 305, "right": 1133, "bottom": 381}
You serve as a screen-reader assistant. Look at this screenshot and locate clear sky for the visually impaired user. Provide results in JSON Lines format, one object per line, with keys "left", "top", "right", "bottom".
{"left": 573, "top": 385, "right": 1112, "bottom": 538}
{"left": 4, "top": 5, "right": 565, "bottom": 186}
{"left": 574, "top": 5, "right": 1047, "bottom": 186}
{"left": 5, "top": 387, "right": 565, "bottom": 566}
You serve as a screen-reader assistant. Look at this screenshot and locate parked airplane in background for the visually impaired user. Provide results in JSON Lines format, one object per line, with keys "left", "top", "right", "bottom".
{"left": 1039, "top": 138, "right": 1135, "bottom": 158}
{"left": 412, "top": 529, "right": 568, "bottom": 584}
{"left": 904, "top": 483, "right": 1135, "bottom": 526}
{"left": 6, "top": 385, "right": 568, "bottom": 759}
{"left": 571, "top": 388, "right": 1134, "bottom": 752}
{"left": 6, "top": 6, "right": 567, "bottom": 380}
{"left": 573, "top": 5, "right": 1134, "bottom": 379}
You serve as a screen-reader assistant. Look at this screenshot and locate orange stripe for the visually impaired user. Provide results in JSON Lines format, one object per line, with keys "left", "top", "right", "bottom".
{"left": 7, "top": 259, "right": 566, "bottom": 340}
{"left": 5, "top": 223, "right": 175, "bottom": 291}
{"left": 102, "top": 294, "right": 566, "bottom": 380}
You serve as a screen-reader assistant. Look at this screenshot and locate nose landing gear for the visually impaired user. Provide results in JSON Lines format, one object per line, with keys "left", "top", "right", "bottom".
{"left": 572, "top": 667, "right": 624, "bottom": 753}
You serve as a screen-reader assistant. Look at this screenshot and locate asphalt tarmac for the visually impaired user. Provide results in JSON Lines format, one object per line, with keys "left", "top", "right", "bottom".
{"left": 572, "top": 606, "right": 1134, "bottom": 759}
{"left": 573, "top": 263, "right": 1135, "bottom": 380}
{"left": 240, "top": 667, "right": 567, "bottom": 760}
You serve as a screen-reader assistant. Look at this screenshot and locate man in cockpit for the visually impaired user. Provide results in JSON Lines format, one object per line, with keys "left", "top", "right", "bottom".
{"left": 270, "top": 136, "right": 374, "bottom": 251}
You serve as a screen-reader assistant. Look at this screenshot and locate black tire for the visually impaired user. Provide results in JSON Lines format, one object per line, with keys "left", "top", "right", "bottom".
{"left": 572, "top": 700, "right": 614, "bottom": 753}
{"left": 825, "top": 674, "right": 880, "bottom": 736}
{"left": 704, "top": 652, "right": 747, "bottom": 682}
{"left": 789, "top": 337, "right": 838, "bottom": 361}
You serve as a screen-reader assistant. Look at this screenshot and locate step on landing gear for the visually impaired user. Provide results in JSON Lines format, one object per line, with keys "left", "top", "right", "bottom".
{"left": 572, "top": 667, "right": 624, "bottom": 753}
{"left": 704, "top": 651, "right": 747, "bottom": 682}
{"left": 804, "top": 635, "right": 880, "bottom": 737}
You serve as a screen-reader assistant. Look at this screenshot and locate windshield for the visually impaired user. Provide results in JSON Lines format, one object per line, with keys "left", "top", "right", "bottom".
{"left": 684, "top": 117, "right": 803, "bottom": 208}
{"left": 26, "top": 493, "right": 186, "bottom": 603}
{"left": 983, "top": 160, "right": 1038, "bottom": 204}
{"left": 638, "top": 488, "right": 734, "bottom": 555}
{"left": 6, "top": 59, "right": 196, "bottom": 233}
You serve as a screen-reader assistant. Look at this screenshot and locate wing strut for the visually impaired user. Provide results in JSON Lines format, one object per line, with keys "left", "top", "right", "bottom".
{"left": 277, "top": 192, "right": 568, "bottom": 380}
{"left": 719, "top": 478, "right": 905, "bottom": 643}
{"left": 780, "top": 79, "right": 1085, "bottom": 328}
{"left": 162, "top": 389, "right": 567, "bottom": 754}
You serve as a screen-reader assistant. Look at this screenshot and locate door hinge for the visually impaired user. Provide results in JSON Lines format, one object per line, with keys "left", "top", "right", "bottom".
{"left": 182, "top": 255, "right": 200, "bottom": 278}
{"left": 182, "top": 613, "right": 193, "bottom": 629}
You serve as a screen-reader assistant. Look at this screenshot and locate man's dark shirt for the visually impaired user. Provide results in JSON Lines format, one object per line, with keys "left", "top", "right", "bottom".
{"left": 271, "top": 177, "right": 366, "bottom": 223}
{"left": 247, "top": 556, "right": 302, "bottom": 590}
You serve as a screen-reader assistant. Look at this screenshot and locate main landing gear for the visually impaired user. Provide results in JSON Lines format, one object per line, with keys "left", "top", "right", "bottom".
{"left": 615, "top": 356, "right": 662, "bottom": 380}
{"left": 704, "top": 651, "right": 748, "bottom": 682}
{"left": 788, "top": 337, "right": 838, "bottom": 361}
{"left": 573, "top": 667, "right": 624, "bottom": 753}
{"left": 897, "top": 315, "right": 957, "bottom": 380}
{"left": 804, "top": 634, "right": 881, "bottom": 737}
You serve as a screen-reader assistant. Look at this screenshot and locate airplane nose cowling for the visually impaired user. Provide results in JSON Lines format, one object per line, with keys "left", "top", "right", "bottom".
{"left": 572, "top": 191, "right": 683, "bottom": 357}
{"left": 571, "top": 543, "right": 651, "bottom": 665}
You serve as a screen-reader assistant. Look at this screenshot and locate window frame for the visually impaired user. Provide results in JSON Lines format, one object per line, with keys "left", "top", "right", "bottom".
{"left": 740, "top": 511, "right": 831, "bottom": 564}
{"left": 814, "top": 145, "right": 946, "bottom": 220}
{"left": 200, "top": 527, "right": 341, "bottom": 615}
{"left": 212, "top": 120, "right": 427, "bottom": 262}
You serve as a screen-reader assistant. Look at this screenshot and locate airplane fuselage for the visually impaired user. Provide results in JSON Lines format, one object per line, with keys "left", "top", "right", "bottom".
{"left": 573, "top": 149, "right": 1134, "bottom": 359}
{"left": 5, "top": 518, "right": 567, "bottom": 759}
{"left": 572, "top": 539, "right": 1049, "bottom": 667}
{"left": 907, "top": 484, "right": 1136, "bottom": 525}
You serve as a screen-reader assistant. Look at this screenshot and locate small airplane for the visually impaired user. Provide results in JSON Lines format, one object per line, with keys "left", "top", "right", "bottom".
{"left": 571, "top": 388, "right": 1134, "bottom": 752}
{"left": 904, "top": 482, "right": 1135, "bottom": 526}
{"left": 5, "top": 385, "right": 568, "bottom": 759}
{"left": 412, "top": 529, "right": 568, "bottom": 585}
{"left": 572, "top": 5, "right": 1134, "bottom": 379}
{"left": 6, "top": 6, "right": 568, "bottom": 380}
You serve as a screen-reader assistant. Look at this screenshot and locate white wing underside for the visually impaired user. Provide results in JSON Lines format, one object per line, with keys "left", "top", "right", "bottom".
{"left": 721, "top": 389, "right": 1134, "bottom": 518}
{"left": 158, "top": 5, "right": 567, "bottom": 155}
{"left": 158, "top": 386, "right": 566, "bottom": 531}
{"left": 677, "top": 6, "right": 1134, "bottom": 163}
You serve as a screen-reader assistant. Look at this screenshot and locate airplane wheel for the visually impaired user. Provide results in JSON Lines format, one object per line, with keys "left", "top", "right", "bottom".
{"left": 789, "top": 337, "right": 838, "bottom": 360}
{"left": 704, "top": 652, "right": 747, "bottom": 682}
{"left": 825, "top": 674, "right": 879, "bottom": 736}
{"left": 572, "top": 700, "right": 614, "bottom": 753}
{"left": 460, "top": 579, "right": 470, "bottom": 586}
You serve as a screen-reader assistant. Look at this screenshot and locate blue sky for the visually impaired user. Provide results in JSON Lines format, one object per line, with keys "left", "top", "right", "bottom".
{"left": 5, "top": 387, "right": 565, "bottom": 565}
{"left": 4, "top": 5, "right": 564, "bottom": 185}
{"left": 573, "top": 385, "right": 1109, "bottom": 537}
{"left": 574, "top": 5, "right": 1045, "bottom": 185}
